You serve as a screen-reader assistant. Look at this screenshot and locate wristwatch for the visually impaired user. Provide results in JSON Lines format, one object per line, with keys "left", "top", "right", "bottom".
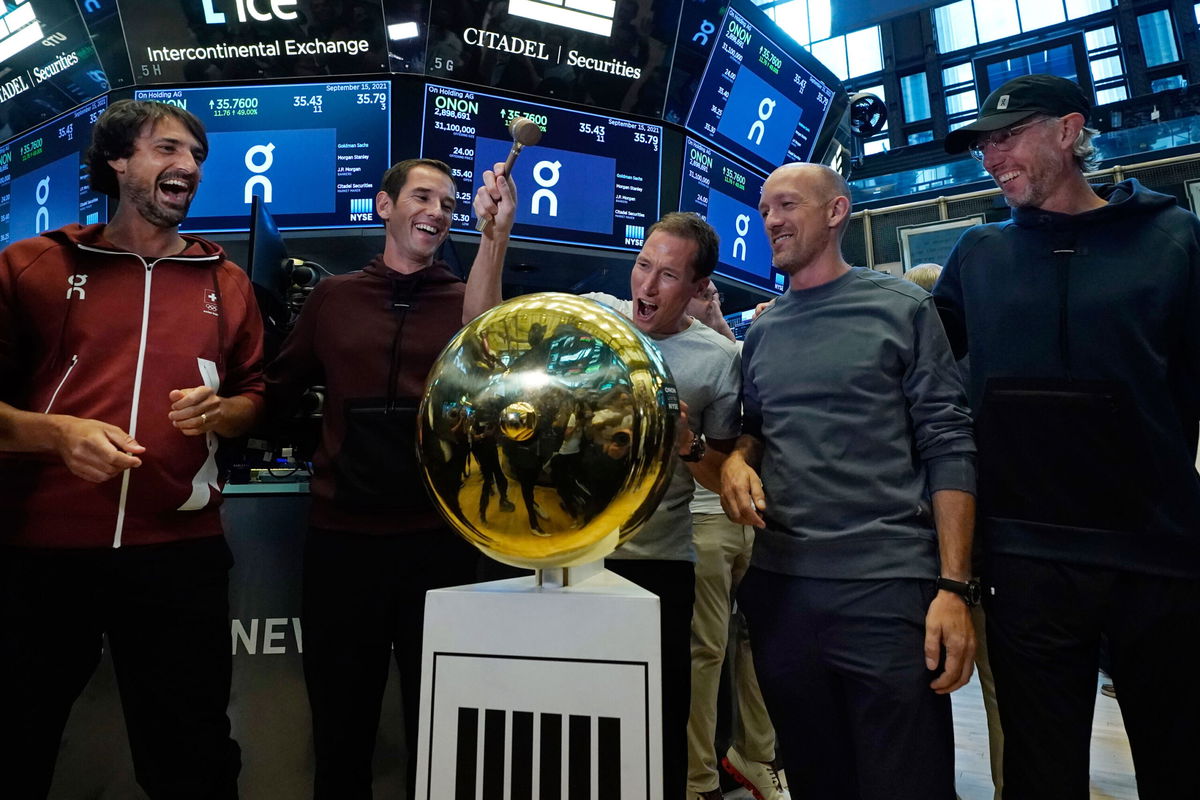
{"left": 679, "top": 432, "right": 706, "bottom": 463}
{"left": 935, "top": 576, "right": 982, "bottom": 608}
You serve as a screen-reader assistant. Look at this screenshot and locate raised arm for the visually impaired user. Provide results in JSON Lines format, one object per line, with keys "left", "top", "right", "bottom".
{"left": 464, "top": 162, "right": 518, "bottom": 323}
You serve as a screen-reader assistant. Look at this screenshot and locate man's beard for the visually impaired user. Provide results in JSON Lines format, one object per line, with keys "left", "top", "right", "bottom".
{"left": 125, "top": 176, "right": 191, "bottom": 229}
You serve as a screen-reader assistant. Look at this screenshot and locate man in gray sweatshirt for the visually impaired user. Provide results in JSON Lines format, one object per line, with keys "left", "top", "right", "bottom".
{"left": 720, "top": 163, "right": 977, "bottom": 800}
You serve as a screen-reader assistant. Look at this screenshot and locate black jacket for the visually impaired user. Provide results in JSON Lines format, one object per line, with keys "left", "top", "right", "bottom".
{"left": 935, "top": 179, "right": 1200, "bottom": 577}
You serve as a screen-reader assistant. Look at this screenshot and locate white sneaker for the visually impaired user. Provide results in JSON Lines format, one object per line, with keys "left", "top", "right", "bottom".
{"left": 721, "top": 746, "right": 790, "bottom": 800}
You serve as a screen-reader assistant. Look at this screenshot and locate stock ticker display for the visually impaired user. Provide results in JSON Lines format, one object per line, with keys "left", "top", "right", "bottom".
{"left": 133, "top": 80, "right": 391, "bottom": 232}
{"left": 678, "top": 137, "right": 785, "bottom": 294}
{"left": 0, "top": 95, "right": 109, "bottom": 248}
{"left": 684, "top": 5, "right": 837, "bottom": 175}
{"left": 422, "top": 83, "right": 662, "bottom": 252}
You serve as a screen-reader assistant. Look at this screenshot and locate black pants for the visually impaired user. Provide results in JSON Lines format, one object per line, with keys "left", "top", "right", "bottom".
{"left": 738, "top": 568, "right": 955, "bottom": 800}
{"left": 606, "top": 558, "right": 696, "bottom": 800}
{"left": 302, "top": 526, "right": 479, "bottom": 799}
{"left": 985, "top": 553, "right": 1200, "bottom": 800}
{"left": 0, "top": 538, "right": 241, "bottom": 800}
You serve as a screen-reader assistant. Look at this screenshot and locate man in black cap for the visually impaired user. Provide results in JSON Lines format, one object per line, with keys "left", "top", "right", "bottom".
{"left": 935, "top": 74, "right": 1200, "bottom": 799}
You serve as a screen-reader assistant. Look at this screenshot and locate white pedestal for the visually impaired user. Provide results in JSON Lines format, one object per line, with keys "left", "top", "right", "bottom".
{"left": 415, "top": 568, "right": 663, "bottom": 800}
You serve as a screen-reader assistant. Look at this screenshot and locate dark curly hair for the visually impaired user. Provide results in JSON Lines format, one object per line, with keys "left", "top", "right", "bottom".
{"left": 85, "top": 100, "right": 209, "bottom": 198}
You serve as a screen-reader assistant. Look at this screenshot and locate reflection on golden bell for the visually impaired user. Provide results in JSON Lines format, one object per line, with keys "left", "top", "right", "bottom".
{"left": 499, "top": 401, "right": 537, "bottom": 442}
{"left": 417, "top": 293, "right": 678, "bottom": 569}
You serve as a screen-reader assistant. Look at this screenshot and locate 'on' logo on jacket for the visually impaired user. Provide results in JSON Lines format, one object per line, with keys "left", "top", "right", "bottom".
{"left": 66, "top": 274, "right": 87, "bottom": 299}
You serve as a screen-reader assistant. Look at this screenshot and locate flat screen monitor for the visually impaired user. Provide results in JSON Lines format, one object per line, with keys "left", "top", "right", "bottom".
{"left": 0, "top": 95, "right": 109, "bottom": 249}
{"left": 722, "top": 308, "right": 755, "bottom": 341}
{"left": 677, "top": 1, "right": 839, "bottom": 176}
{"left": 116, "top": 0, "right": 389, "bottom": 84}
{"left": 678, "top": 137, "right": 785, "bottom": 294}
{"left": 0, "top": 0, "right": 111, "bottom": 140}
{"left": 424, "top": 0, "right": 684, "bottom": 117}
{"left": 421, "top": 82, "right": 662, "bottom": 252}
{"left": 132, "top": 80, "right": 391, "bottom": 233}
{"left": 246, "top": 194, "right": 292, "bottom": 348}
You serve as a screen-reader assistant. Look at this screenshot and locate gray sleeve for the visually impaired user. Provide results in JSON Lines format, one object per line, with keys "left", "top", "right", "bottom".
{"left": 905, "top": 297, "right": 976, "bottom": 494}
{"left": 701, "top": 343, "right": 741, "bottom": 441}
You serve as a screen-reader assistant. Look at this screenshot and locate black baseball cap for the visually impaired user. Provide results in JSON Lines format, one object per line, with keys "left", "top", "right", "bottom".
{"left": 944, "top": 74, "right": 1091, "bottom": 154}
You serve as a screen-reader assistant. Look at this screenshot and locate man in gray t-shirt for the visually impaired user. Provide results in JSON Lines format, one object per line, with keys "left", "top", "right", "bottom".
{"left": 721, "top": 164, "right": 976, "bottom": 800}
{"left": 581, "top": 213, "right": 740, "bottom": 800}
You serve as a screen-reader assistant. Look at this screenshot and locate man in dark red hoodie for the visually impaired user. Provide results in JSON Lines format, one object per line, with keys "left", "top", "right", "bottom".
{"left": 0, "top": 100, "right": 265, "bottom": 797}
{"left": 265, "top": 157, "right": 513, "bottom": 797}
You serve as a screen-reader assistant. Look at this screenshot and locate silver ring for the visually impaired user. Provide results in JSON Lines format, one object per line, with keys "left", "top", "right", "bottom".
{"left": 200, "top": 413, "right": 208, "bottom": 426}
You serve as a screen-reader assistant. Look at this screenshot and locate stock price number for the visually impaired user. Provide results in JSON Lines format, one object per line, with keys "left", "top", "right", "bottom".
{"left": 213, "top": 97, "right": 259, "bottom": 111}
{"left": 633, "top": 131, "right": 659, "bottom": 151}
{"left": 58, "top": 123, "right": 74, "bottom": 141}
{"left": 293, "top": 95, "right": 324, "bottom": 111}
{"left": 356, "top": 92, "right": 387, "bottom": 110}
{"left": 19, "top": 138, "right": 43, "bottom": 162}
{"left": 499, "top": 109, "right": 548, "bottom": 130}
{"left": 579, "top": 122, "right": 606, "bottom": 142}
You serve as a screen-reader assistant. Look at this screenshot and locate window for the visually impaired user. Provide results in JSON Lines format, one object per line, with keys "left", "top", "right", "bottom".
{"left": 934, "top": 0, "right": 978, "bottom": 52}
{"left": 755, "top": 0, "right": 832, "bottom": 47}
{"left": 768, "top": 1, "right": 810, "bottom": 45}
{"left": 984, "top": 42, "right": 1080, "bottom": 90}
{"left": 975, "top": 0, "right": 1020, "bottom": 44}
{"left": 908, "top": 130, "right": 935, "bottom": 145}
{"left": 1151, "top": 75, "right": 1187, "bottom": 92}
{"left": 933, "top": 0, "right": 1114, "bottom": 54}
{"left": 1066, "top": 0, "right": 1113, "bottom": 17}
{"left": 806, "top": 26, "right": 882, "bottom": 81}
{"left": 943, "top": 62, "right": 978, "bottom": 127}
{"left": 809, "top": 37, "right": 848, "bottom": 80}
{"left": 846, "top": 27, "right": 883, "bottom": 76}
{"left": 946, "top": 91, "right": 978, "bottom": 115}
{"left": 1085, "top": 27, "right": 1117, "bottom": 49}
{"left": 1138, "top": 10, "right": 1180, "bottom": 67}
{"left": 901, "top": 73, "right": 932, "bottom": 122}
{"left": 1017, "top": 0, "right": 1065, "bottom": 31}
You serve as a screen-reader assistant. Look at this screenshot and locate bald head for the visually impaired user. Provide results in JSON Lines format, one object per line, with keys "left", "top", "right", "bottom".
{"left": 759, "top": 162, "right": 854, "bottom": 284}
{"left": 766, "top": 163, "right": 852, "bottom": 227}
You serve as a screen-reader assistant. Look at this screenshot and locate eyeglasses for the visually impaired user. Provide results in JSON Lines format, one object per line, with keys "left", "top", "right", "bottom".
{"left": 967, "top": 117, "right": 1055, "bottom": 160}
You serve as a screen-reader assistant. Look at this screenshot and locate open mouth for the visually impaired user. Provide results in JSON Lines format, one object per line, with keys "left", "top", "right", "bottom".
{"left": 157, "top": 177, "right": 192, "bottom": 207}
{"left": 996, "top": 170, "right": 1021, "bottom": 186}
{"left": 772, "top": 233, "right": 793, "bottom": 247}
{"left": 414, "top": 222, "right": 440, "bottom": 237}
{"left": 635, "top": 298, "right": 657, "bottom": 321}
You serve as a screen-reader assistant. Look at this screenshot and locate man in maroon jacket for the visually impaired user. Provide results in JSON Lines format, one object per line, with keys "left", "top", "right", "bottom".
{"left": 265, "top": 157, "right": 513, "bottom": 797}
{"left": 0, "top": 100, "right": 265, "bottom": 798}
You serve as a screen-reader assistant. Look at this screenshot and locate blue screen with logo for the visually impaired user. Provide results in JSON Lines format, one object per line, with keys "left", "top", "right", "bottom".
{"left": 685, "top": 6, "right": 836, "bottom": 175}
{"left": 421, "top": 83, "right": 662, "bottom": 252}
{"left": 0, "top": 95, "right": 109, "bottom": 249}
{"left": 678, "top": 137, "right": 785, "bottom": 294}
{"left": 132, "top": 80, "right": 391, "bottom": 232}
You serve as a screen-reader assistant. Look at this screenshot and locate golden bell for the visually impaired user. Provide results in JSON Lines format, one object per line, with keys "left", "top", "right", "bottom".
{"left": 417, "top": 293, "right": 678, "bottom": 569}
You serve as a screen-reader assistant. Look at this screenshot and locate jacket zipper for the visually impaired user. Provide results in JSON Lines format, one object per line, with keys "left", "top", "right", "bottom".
{"left": 113, "top": 258, "right": 155, "bottom": 548}
{"left": 71, "top": 244, "right": 220, "bottom": 548}
{"left": 42, "top": 354, "right": 79, "bottom": 414}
